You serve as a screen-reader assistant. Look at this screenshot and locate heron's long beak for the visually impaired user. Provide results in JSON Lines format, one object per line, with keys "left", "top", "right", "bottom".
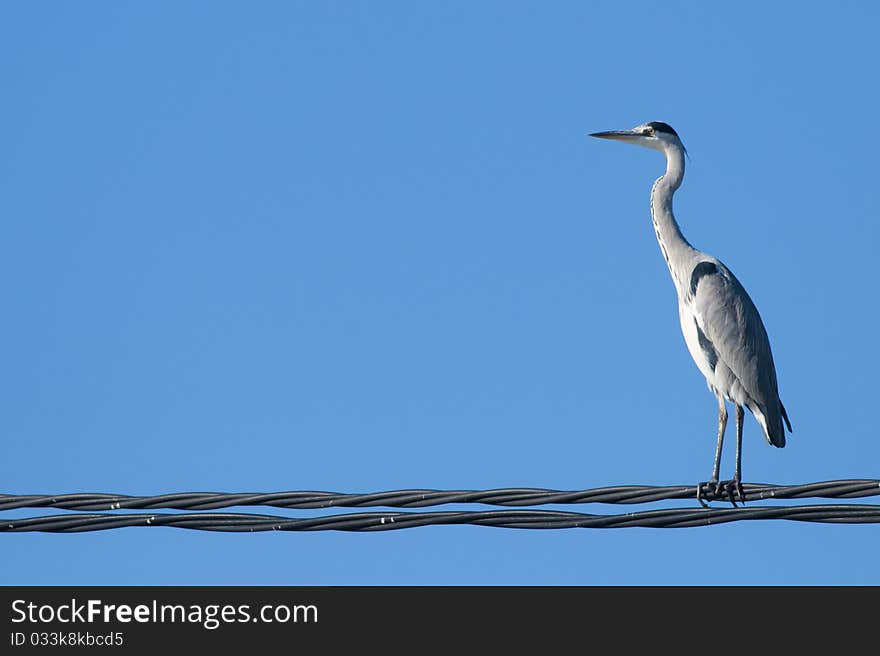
{"left": 589, "top": 129, "right": 641, "bottom": 143}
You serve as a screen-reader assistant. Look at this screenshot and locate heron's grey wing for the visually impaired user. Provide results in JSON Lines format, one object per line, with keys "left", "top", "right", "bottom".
{"left": 689, "top": 261, "right": 788, "bottom": 446}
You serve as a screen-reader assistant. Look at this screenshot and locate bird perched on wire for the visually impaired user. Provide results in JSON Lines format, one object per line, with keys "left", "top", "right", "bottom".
{"left": 590, "top": 121, "right": 791, "bottom": 506}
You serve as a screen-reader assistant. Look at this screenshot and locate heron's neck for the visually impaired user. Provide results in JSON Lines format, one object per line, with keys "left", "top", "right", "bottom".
{"left": 650, "top": 146, "right": 695, "bottom": 290}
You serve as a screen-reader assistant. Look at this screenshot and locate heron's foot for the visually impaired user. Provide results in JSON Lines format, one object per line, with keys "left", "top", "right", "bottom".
{"left": 696, "top": 479, "right": 721, "bottom": 507}
{"left": 719, "top": 478, "right": 745, "bottom": 507}
{"left": 696, "top": 479, "right": 745, "bottom": 507}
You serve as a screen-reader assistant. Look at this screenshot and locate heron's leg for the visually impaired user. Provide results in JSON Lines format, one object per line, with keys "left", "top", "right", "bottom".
{"left": 733, "top": 404, "right": 745, "bottom": 503}
{"left": 720, "top": 405, "right": 746, "bottom": 507}
{"left": 697, "top": 394, "right": 728, "bottom": 507}
{"left": 711, "top": 395, "right": 728, "bottom": 485}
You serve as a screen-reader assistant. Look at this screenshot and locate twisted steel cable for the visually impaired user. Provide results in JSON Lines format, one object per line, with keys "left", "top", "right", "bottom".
{"left": 2, "top": 504, "right": 880, "bottom": 533}
{"left": 2, "top": 480, "right": 877, "bottom": 533}
{"left": 0, "top": 479, "right": 877, "bottom": 512}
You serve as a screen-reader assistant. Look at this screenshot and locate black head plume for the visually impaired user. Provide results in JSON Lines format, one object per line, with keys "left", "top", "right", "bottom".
{"left": 645, "top": 121, "right": 679, "bottom": 138}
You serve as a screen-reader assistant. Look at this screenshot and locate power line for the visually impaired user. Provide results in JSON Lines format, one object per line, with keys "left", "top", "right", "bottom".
{"left": 1, "top": 479, "right": 877, "bottom": 512}
{"left": 3, "top": 504, "right": 880, "bottom": 533}
{"left": 3, "top": 480, "right": 877, "bottom": 533}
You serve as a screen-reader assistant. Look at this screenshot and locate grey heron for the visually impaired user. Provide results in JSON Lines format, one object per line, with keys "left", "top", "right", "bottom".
{"left": 590, "top": 121, "right": 791, "bottom": 505}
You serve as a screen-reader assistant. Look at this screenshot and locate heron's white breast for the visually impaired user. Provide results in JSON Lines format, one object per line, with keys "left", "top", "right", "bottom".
{"left": 677, "top": 299, "right": 717, "bottom": 388}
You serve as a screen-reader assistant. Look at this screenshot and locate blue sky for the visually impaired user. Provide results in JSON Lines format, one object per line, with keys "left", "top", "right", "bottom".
{"left": 2, "top": 2, "right": 877, "bottom": 584}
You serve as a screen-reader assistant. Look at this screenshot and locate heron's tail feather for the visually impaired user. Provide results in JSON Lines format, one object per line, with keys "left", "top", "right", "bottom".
{"left": 767, "top": 424, "right": 786, "bottom": 448}
{"left": 763, "top": 398, "right": 790, "bottom": 448}
{"left": 780, "top": 400, "right": 792, "bottom": 433}
{"left": 754, "top": 402, "right": 788, "bottom": 448}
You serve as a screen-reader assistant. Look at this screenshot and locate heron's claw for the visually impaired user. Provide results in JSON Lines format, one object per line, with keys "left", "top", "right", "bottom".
{"left": 696, "top": 479, "right": 744, "bottom": 507}
{"left": 721, "top": 478, "right": 745, "bottom": 507}
{"left": 705, "top": 478, "right": 745, "bottom": 507}
{"left": 696, "top": 480, "right": 719, "bottom": 507}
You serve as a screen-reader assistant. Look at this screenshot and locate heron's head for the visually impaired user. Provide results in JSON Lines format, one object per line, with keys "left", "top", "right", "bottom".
{"left": 590, "top": 121, "right": 685, "bottom": 155}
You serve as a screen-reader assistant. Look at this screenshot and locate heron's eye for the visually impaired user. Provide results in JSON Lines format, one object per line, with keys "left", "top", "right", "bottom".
{"left": 644, "top": 127, "right": 654, "bottom": 135}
